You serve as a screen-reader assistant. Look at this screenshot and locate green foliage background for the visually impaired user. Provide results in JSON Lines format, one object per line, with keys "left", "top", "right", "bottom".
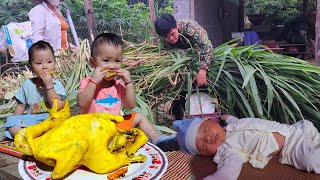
{"left": 0, "top": 0, "right": 173, "bottom": 43}
{"left": 1, "top": 0, "right": 314, "bottom": 42}
{"left": 244, "top": 0, "right": 316, "bottom": 26}
{"left": 66, "top": 0, "right": 151, "bottom": 42}
{"left": 0, "top": 0, "right": 33, "bottom": 25}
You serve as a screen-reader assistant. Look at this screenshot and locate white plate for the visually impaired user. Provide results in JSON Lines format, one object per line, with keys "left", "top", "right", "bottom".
{"left": 18, "top": 142, "right": 168, "bottom": 180}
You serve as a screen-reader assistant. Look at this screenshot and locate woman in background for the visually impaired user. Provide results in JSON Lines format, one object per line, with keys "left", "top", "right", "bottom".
{"left": 29, "top": 0, "right": 69, "bottom": 50}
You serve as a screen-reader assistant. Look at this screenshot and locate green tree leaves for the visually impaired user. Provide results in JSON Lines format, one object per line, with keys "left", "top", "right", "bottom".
{"left": 245, "top": 0, "right": 306, "bottom": 26}
{"left": 0, "top": 0, "right": 33, "bottom": 26}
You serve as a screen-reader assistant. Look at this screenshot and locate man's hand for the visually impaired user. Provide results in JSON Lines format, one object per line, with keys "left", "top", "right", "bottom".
{"left": 194, "top": 68, "right": 208, "bottom": 87}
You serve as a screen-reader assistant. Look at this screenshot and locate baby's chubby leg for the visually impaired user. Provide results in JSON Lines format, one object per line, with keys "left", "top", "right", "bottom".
{"left": 132, "top": 113, "right": 158, "bottom": 143}
{"left": 5, "top": 113, "right": 49, "bottom": 139}
{"left": 132, "top": 113, "right": 176, "bottom": 145}
{"left": 293, "top": 120, "right": 320, "bottom": 145}
{"left": 306, "top": 148, "right": 320, "bottom": 174}
{"left": 295, "top": 120, "right": 320, "bottom": 174}
{"left": 8, "top": 127, "right": 21, "bottom": 139}
{"left": 281, "top": 120, "right": 320, "bottom": 173}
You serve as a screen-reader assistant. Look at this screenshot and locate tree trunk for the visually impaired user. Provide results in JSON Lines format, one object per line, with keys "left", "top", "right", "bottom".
{"left": 84, "top": 0, "right": 98, "bottom": 43}
{"left": 316, "top": 0, "right": 320, "bottom": 64}
{"left": 148, "top": 0, "right": 157, "bottom": 44}
{"left": 303, "top": 0, "right": 308, "bottom": 36}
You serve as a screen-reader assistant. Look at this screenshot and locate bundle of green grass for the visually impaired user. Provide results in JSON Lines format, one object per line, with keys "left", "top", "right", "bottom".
{"left": 124, "top": 40, "right": 320, "bottom": 128}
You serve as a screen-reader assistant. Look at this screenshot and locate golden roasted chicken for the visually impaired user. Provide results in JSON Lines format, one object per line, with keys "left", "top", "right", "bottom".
{"left": 14, "top": 100, "right": 148, "bottom": 179}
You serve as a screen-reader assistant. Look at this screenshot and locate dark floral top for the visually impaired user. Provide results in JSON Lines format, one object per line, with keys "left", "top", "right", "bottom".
{"left": 162, "top": 19, "right": 213, "bottom": 70}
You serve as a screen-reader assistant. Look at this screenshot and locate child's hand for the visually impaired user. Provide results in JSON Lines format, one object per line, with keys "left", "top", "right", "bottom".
{"left": 39, "top": 71, "right": 53, "bottom": 89}
{"left": 116, "top": 69, "right": 131, "bottom": 84}
{"left": 91, "top": 67, "right": 106, "bottom": 83}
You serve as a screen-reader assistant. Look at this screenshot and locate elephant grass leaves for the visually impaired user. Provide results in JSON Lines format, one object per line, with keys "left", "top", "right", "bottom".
{"left": 125, "top": 41, "right": 320, "bottom": 128}
{"left": 208, "top": 43, "right": 320, "bottom": 128}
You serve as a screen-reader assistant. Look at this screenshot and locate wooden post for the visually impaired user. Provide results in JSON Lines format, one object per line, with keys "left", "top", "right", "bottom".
{"left": 303, "top": 0, "right": 308, "bottom": 45}
{"left": 238, "top": 0, "right": 244, "bottom": 32}
{"left": 191, "top": 0, "right": 195, "bottom": 20}
{"left": 316, "top": 0, "right": 320, "bottom": 64}
{"left": 303, "top": 0, "right": 308, "bottom": 19}
{"left": 148, "top": 0, "right": 158, "bottom": 44}
{"left": 84, "top": 0, "right": 98, "bottom": 43}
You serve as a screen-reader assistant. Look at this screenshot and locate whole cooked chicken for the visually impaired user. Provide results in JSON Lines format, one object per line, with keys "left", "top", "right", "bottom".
{"left": 14, "top": 99, "right": 148, "bottom": 179}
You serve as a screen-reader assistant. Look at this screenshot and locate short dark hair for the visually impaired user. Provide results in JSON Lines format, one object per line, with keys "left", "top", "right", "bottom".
{"left": 154, "top": 14, "right": 177, "bottom": 37}
{"left": 28, "top": 40, "right": 54, "bottom": 64}
{"left": 91, "top": 33, "right": 123, "bottom": 57}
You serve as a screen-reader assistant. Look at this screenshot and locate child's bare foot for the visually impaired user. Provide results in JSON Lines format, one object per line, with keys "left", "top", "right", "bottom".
{"left": 153, "top": 134, "right": 178, "bottom": 152}
{"left": 153, "top": 134, "right": 176, "bottom": 145}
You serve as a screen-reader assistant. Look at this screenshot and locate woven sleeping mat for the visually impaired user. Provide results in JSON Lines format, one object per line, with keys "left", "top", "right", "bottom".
{"left": 162, "top": 151, "right": 320, "bottom": 180}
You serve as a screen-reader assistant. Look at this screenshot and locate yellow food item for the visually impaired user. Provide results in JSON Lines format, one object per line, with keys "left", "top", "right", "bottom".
{"left": 115, "top": 135, "right": 126, "bottom": 149}
{"left": 106, "top": 71, "right": 116, "bottom": 77}
{"left": 14, "top": 99, "right": 148, "bottom": 179}
{"left": 48, "top": 71, "right": 55, "bottom": 75}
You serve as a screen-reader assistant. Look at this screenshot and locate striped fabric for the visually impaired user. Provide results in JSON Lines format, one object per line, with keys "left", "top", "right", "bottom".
{"left": 161, "top": 152, "right": 193, "bottom": 179}
{"left": 162, "top": 151, "right": 216, "bottom": 180}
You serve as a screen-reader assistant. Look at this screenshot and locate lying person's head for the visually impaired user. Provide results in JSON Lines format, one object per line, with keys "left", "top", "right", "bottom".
{"left": 173, "top": 117, "right": 226, "bottom": 156}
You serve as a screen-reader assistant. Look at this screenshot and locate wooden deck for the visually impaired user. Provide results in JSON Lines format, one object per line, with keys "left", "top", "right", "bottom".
{"left": 0, "top": 153, "right": 21, "bottom": 180}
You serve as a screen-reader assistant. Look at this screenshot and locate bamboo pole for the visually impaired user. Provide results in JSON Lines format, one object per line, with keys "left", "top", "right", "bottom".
{"left": 66, "top": 9, "right": 80, "bottom": 47}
